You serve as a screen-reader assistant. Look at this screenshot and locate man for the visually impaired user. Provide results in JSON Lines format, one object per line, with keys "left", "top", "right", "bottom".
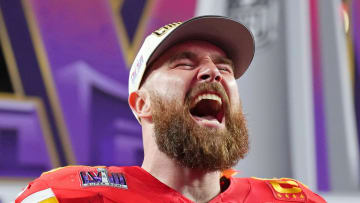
{"left": 16, "top": 16, "right": 326, "bottom": 203}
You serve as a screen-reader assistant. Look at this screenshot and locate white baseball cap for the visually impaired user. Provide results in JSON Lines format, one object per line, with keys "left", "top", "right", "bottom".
{"left": 128, "top": 15, "right": 255, "bottom": 120}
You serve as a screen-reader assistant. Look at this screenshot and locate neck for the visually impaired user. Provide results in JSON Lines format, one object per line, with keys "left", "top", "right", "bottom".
{"left": 142, "top": 153, "right": 221, "bottom": 203}
{"left": 141, "top": 124, "right": 221, "bottom": 202}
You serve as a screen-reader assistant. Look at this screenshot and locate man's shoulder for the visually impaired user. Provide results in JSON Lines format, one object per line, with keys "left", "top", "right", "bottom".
{"left": 231, "top": 177, "right": 326, "bottom": 203}
{"left": 15, "top": 165, "right": 134, "bottom": 203}
{"left": 39, "top": 165, "right": 127, "bottom": 178}
{"left": 31, "top": 165, "right": 130, "bottom": 188}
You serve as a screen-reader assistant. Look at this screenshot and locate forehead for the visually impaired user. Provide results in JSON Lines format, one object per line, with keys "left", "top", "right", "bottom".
{"left": 164, "top": 40, "right": 228, "bottom": 59}
{"left": 140, "top": 40, "right": 230, "bottom": 87}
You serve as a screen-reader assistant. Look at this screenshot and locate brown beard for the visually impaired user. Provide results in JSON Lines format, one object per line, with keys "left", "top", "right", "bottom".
{"left": 150, "top": 83, "right": 249, "bottom": 172}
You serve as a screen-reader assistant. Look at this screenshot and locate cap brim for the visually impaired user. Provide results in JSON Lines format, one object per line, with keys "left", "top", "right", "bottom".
{"left": 147, "top": 15, "right": 255, "bottom": 79}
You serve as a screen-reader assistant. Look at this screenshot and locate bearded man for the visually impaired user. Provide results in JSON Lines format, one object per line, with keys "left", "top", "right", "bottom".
{"left": 16, "top": 16, "right": 326, "bottom": 203}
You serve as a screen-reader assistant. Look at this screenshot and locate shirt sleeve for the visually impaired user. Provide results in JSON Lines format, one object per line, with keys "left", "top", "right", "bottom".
{"left": 15, "top": 179, "right": 59, "bottom": 203}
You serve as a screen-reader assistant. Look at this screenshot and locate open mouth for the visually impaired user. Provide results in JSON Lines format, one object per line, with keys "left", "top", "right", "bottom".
{"left": 189, "top": 93, "right": 225, "bottom": 124}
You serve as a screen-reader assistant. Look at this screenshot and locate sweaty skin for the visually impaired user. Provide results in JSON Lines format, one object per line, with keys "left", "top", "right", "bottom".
{"left": 129, "top": 40, "right": 244, "bottom": 202}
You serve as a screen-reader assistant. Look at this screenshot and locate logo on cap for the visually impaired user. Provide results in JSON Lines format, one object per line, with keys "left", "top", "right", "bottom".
{"left": 130, "top": 55, "right": 144, "bottom": 85}
{"left": 153, "top": 22, "right": 182, "bottom": 36}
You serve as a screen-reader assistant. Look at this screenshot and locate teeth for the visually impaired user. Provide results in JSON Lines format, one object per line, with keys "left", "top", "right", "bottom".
{"left": 194, "top": 94, "right": 222, "bottom": 105}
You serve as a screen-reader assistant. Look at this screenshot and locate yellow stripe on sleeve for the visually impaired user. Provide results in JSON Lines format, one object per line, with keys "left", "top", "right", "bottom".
{"left": 39, "top": 197, "right": 59, "bottom": 203}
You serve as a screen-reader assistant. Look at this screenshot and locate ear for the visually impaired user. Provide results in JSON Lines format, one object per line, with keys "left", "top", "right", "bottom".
{"left": 128, "top": 90, "right": 152, "bottom": 120}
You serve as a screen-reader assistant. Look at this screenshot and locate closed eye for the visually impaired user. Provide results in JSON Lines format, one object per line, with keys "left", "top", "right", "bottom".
{"left": 176, "top": 63, "right": 193, "bottom": 67}
{"left": 217, "top": 64, "right": 233, "bottom": 74}
{"left": 175, "top": 63, "right": 195, "bottom": 69}
{"left": 173, "top": 58, "right": 195, "bottom": 69}
{"left": 169, "top": 51, "right": 197, "bottom": 69}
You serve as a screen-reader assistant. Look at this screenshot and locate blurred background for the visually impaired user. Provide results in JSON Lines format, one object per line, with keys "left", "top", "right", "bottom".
{"left": 0, "top": 0, "right": 359, "bottom": 202}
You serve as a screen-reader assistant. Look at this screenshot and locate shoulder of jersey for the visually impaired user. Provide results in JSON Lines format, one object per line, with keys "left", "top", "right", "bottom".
{"left": 234, "top": 177, "right": 326, "bottom": 203}
{"left": 15, "top": 165, "right": 127, "bottom": 203}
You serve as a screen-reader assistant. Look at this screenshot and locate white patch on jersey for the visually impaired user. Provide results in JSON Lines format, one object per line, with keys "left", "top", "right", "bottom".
{"left": 21, "top": 188, "right": 56, "bottom": 203}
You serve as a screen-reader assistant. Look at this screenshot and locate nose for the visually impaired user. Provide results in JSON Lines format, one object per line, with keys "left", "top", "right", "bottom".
{"left": 197, "top": 61, "right": 222, "bottom": 83}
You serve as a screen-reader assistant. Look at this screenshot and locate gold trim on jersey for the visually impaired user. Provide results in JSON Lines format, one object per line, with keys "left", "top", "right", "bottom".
{"left": 21, "top": 188, "right": 58, "bottom": 203}
{"left": 39, "top": 197, "right": 59, "bottom": 203}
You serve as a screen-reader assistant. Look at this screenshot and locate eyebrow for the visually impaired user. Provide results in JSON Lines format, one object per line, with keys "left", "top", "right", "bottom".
{"left": 169, "top": 51, "right": 197, "bottom": 63}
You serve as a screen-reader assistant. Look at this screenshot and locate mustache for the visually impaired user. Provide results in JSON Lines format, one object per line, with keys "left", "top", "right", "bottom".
{"left": 185, "top": 82, "right": 229, "bottom": 106}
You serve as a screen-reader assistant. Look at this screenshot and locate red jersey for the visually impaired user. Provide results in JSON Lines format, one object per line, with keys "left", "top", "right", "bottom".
{"left": 15, "top": 166, "right": 326, "bottom": 203}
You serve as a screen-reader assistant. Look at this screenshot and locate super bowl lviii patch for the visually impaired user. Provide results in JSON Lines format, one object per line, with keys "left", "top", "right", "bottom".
{"left": 79, "top": 168, "right": 127, "bottom": 189}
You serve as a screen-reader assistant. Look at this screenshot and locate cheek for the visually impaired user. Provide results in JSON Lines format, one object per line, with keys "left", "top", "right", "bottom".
{"left": 226, "top": 79, "right": 241, "bottom": 105}
{"left": 151, "top": 72, "right": 190, "bottom": 99}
